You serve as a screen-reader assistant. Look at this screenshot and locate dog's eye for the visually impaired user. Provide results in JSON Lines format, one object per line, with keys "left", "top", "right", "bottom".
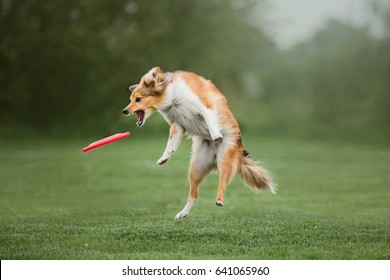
{"left": 135, "top": 97, "right": 142, "bottom": 102}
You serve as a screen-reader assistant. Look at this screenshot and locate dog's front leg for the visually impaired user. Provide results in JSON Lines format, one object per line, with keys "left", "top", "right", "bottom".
{"left": 204, "top": 109, "right": 223, "bottom": 142}
{"left": 157, "top": 124, "right": 184, "bottom": 165}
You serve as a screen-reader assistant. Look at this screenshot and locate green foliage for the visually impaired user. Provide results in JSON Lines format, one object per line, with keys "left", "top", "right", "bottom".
{"left": 0, "top": 0, "right": 389, "bottom": 136}
{"left": 0, "top": 0, "right": 270, "bottom": 134}
{"left": 286, "top": 20, "right": 389, "bottom": 128}
{"left": 0, "top": 137, "right": 389, "bottom": 259}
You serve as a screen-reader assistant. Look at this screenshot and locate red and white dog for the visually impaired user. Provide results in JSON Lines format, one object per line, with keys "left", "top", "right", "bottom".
{"left": 123, "top": 67, "right": 275, "bottom": 220}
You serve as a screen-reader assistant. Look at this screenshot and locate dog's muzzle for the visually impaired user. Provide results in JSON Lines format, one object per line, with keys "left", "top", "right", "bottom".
{"left": 122, "top": 109, "right": 130, "bottom": 116}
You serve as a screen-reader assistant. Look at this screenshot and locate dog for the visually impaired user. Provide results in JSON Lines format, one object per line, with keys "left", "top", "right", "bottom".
{"left": 123, "top": 67, "right": 275, "bottom": 220}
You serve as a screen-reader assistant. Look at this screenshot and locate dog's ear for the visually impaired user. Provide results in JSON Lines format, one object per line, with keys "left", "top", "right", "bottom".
{"left": 144, "top": 67, "right": 165, "bottom": 88}
{"left": 142, "top": 67, "right": 167, "bottom": 94}
{"left": 129, "top": 84, "right": 138, "bottom": 93}
{"left": 150, "top": 67, "right": 161, "bottom": 78}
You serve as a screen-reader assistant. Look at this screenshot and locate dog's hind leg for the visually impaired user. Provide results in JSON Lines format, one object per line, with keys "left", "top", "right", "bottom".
{"left": 175, "top": 162, "right": 210, "bottom": 220}
{"left": 175, "top": 138, "right": 215, "bottom": 220}
{"left": 215, "top": 147, "right": 240, "bottom": 206}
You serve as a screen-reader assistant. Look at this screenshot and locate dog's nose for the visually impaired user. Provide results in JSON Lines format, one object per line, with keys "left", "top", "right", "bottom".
{"left": 122, "top": 109, "right": 130, "bottom": 115}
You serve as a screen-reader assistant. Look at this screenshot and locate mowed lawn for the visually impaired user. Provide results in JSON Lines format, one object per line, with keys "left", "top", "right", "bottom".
{"left": 0, "top": 133, "right": 389, "bottom": 259}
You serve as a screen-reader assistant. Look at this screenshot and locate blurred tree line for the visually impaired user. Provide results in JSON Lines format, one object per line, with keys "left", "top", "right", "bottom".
{"left": 0, "top": 0, "right": 389, "bottom": 138}
{"left": 260, "top": 18, "right": 390, "bottom": 133}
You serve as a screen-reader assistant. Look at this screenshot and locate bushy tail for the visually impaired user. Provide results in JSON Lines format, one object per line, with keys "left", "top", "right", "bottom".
{"left": 237, "top": 152, "right": 276, "bottom": 194}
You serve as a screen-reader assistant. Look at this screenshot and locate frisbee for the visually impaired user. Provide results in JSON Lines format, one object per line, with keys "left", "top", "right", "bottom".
{"left": 82, "top": 132, "right": 130, "bottom": 152}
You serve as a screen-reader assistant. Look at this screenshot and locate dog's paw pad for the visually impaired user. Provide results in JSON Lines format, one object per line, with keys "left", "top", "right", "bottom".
{"left": 175, "top": 212, "right": 188, "bottom": 220}
{"left": 157, "top": 157, "right": 169, "bottom": 165}
{"left": 212, "top": 135, "right": 223, "bottom": 142}
{"left": 216, "top": 200, "right": 224, "bottom": 207}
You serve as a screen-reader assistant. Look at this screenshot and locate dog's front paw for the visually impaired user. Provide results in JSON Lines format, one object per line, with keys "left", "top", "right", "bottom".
{"left": 216, "top": 200, "right": 224, "bottom": 206}
{"left": 212, "top": 133, "right": 223, "bottom": 142}
{"left": 157, "top": 154, "right": 170, "bottom": 165}
{"left": 175, "top": 211, "right": 188, "bottom": 220}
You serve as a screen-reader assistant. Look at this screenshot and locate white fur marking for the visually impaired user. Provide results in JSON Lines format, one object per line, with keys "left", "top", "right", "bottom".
{"left": 157, "top": 125, "right": 184, "bottom": 165}
{"left": 204, "top": 108, "right": 223, "bottom": 141}
{"left": 175, "top": 197, "right": 196, "bottom": 220}
{"left": 158, "top": 78, "right": 222, "bottom": 140}
{"left": 191, "top": 136, "right": 216, "bottom": 172}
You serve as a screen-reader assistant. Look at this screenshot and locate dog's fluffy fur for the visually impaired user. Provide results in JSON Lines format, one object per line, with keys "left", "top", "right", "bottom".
{"left": 123, "top": 67, "right": 275, "bottom": 220}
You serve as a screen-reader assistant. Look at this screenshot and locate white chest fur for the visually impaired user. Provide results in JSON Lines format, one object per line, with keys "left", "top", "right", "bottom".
{"left": 158, "top": 79, "right": 217, "bottom": 139}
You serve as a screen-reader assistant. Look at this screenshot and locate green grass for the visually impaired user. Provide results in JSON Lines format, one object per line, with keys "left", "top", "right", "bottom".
{"left": 0, "top": 133, "right": 389, "bottom": 259}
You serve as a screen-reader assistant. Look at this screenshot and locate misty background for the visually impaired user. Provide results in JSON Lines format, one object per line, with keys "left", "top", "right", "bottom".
{"left": 0, "top": 0, "right": 389, "bottom": 141}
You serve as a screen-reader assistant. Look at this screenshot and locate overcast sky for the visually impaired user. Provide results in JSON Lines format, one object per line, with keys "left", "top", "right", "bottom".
{"left": 265, "top": 0, "right": 380, "bottom": 48}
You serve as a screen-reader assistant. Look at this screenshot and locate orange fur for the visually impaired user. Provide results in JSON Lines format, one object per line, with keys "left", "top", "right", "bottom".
{"left": 168, "top": 125, "right": 177, "bottom": 140}
{"left": 182, "top": 72, "right": 214, "bottom": 109}
{"left": 123, "top": 67, "right": 275, "bottom": 220}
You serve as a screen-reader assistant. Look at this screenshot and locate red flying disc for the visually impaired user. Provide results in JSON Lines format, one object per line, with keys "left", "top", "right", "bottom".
{"left": 82, "top": 132, "right": 130, "bottom": 152}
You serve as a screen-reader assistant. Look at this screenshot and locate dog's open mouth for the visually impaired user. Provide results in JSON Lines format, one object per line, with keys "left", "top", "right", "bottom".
{"left": 135, "top": 110, "right": 145, "bottom": 127}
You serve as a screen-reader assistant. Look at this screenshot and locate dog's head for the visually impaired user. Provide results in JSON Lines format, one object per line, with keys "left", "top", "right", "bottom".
{"left": 122, "top": 67, "right": 168, "bottom": 127}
